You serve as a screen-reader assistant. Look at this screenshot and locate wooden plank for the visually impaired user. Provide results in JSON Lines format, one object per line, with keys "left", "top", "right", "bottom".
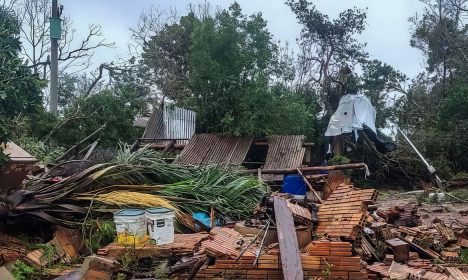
{"left": 273, "top": 196, "right": 303, "bottom": 280}
{"left": 297, "top": 168, "right": 323, "bottom": 204}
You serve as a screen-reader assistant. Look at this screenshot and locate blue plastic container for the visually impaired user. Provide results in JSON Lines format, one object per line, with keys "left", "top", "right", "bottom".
{"left": 281, "top": 174, "right": 307, "bottom": 195}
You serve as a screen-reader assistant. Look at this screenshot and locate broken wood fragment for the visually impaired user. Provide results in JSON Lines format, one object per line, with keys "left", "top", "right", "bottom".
{"left": 273, "top": 196, "right": 303, "bottom": 280}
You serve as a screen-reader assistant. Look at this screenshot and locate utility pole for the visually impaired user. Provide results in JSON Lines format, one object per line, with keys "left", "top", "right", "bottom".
{"left": 49, "top": 0, "right": 62, "bottom": 115}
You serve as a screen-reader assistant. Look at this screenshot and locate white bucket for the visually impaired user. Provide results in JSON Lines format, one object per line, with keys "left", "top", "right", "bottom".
{"left": 114, "top": 209, "right": 147, "bottom": 245}
{"left": 146, "top": 208, "right": 175, "bottom": 245}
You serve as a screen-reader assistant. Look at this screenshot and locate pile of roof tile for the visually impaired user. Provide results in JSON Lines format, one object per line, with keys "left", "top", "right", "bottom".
{"left": 316, "top": 184, "right": 378, "bottom": 239}
{"left": 181, "top": 230, "right": 368, "bottom": 279}
{"left": 167, "top": 178, "right": 468, "bottom": 280}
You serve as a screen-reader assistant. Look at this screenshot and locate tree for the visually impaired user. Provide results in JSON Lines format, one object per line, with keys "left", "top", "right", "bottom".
{"left": 0, "top": 7, "right": 45, "bottom": 133}
{"left": 12, "top": 0, "right": 114, "bottom": 76}
{"left": 388, "top": 0, "right": 468, "bottom": 181}
{"left": 52, "top": 82, "right": 147, "bottom": 147}
{"left": 287, "top": 0, "right": 368, "bottom": 115}
{"left": 186, "top": 3, "right": 287, "bottom": 135}
{"left": 410, "top": 0, "right": 468, "bottom": 97}
{"left": 0, "top": 6, "right": 45, "bottom": 164}
{"left": 141, "top": 13, "right": 200, "bottom": 103}
{"left": 360, "top": 60, "right": 407, "bottom": 128}
{"left": 138, "top": 2, "right": 315, "bottom": 137}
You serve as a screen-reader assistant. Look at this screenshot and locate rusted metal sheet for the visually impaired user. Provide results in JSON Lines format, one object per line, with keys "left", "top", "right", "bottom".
{"left": 174, "top": 134, "right": 253, "bottom": 166}
{"left": 261, "top": 135, "right": 305, "bottom": 181}
{"left": 143, "top": 106, "right": 164, "bottom": 139}
{"left": 263, "top": 135, "right": 305, "bottom": 170}
{"left": 143, "top": 103, "right": 196, "bottom": 145}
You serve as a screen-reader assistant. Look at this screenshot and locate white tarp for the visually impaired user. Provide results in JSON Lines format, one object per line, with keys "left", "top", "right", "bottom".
{"left": 325, "top": 94, "right": 376, "bottom": 137}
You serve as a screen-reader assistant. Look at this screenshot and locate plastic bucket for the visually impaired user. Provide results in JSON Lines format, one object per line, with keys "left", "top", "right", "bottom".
{"left": 281, "top": 174, "right": 307, "bottom": 195}
{"left": 114, "top": 209, "right": 147, "bottom": 245}
{"left": 146, "top": 208, "right": 175, "bottom": 245}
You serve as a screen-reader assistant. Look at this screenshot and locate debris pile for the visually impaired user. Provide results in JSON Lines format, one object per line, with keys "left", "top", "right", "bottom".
{"left": 3, "top": 139, "right": 468, "bottom": 279}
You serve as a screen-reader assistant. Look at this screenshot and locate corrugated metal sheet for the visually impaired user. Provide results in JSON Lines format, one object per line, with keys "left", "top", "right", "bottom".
{"left": 164, "top": 104, "right": 196, "bottom": 143}
{"left": 143, "top": 107, "right": 164, "bottom": 139}
{"left": 142, "top": 103, "right": 196, "bottom": 144}
{"left": 174, "top": 134, "right": 253, "bottom": 166}
{"left": 262, "top": 135, "right": 305, "bottom": 170}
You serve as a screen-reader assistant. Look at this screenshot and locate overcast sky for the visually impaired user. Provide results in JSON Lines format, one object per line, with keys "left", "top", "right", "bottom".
{"left": 62, "top": 0, "right": 426, "bottom": 79}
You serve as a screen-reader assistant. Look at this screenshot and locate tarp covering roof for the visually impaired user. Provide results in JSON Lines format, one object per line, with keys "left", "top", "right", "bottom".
{"left": 325, "top": 94, "right": 376, "bottom": 137}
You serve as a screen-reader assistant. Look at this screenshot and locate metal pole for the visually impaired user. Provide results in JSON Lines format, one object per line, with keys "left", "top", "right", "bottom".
{"left": 396, "top": 127, "right": 434, "bottom": 173}
{"left": 396, "top": 126, "right": 444, "bottom": 190}
{"left": 49, "top": 0, "right": 59, "bottom": 115}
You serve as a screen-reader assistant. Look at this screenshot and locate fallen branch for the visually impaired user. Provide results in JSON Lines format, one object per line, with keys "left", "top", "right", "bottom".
{"left": 54, "top": 124, "right": 106, "bottom": 163}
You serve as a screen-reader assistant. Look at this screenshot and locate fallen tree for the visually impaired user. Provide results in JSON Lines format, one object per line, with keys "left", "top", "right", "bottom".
{"left": 1, "top": 145, "right": 269, "bottom": 227}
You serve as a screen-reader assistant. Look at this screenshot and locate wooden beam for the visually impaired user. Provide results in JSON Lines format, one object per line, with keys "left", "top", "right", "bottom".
{"left": 297, "top": 168, "right": 323, "bottom": 204}
{"left": 273, "top": 197, "right": 303, "bottom": 280}
{"left": 247, "top": 163, "right": 367, "bottom": 175}
{"left": 83, "top": 140, "right": 99, "bottom": 160}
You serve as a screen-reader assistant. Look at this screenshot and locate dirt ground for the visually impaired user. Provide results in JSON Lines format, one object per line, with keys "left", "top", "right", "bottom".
{"left": 376, "top": 190, "right": 468, "bottom": 227}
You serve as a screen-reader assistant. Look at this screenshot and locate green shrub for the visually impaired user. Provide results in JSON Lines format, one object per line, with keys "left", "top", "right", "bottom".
{"left": 11, "top": 260, "right": 35, "bottom": 280}
{"left": 328, "top": 155, "right": 351, "bottom": 165}
{"left": 17, "top": 137, "right": 65, "bottom": 164}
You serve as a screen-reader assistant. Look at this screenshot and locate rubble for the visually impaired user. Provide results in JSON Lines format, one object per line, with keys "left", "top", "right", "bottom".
{"left": 3, "top": 139, "right": 468, "bottom": 280}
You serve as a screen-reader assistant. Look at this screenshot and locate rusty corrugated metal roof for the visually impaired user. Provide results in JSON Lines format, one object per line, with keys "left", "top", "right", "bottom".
{"left": 142, "top": 107, "right": 164, "bottom": 139}
{"left": 262, "top": 135, "right": 305, "bottom": 170}
{"left": 174, "top": 134, "right": 253, "bottom": 166}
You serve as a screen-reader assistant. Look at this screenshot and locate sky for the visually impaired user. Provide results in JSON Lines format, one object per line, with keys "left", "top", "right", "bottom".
{"left": 62, "top": 0, "right": 426, "bottom": 79}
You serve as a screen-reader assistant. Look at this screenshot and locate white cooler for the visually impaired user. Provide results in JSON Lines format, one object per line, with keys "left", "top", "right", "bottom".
{"left": 146, "top": 207, "right": 175, "bottom": 245}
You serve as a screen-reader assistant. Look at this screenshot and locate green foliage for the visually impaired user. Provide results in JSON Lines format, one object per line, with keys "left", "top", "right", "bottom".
{"left": 11, "top": 260, "right": 35, "bottom": 280}
{"left": 328, "top": 155, "right": 351, "bottom": 166}
{"left": 141, "top": 3, "right": 315, "bottom": 138}
{"left": 460, "top": 248, "right": 468, "bottom": 264}
{"left": 53, "top": 83, "right": 146, "bottom": 148}
{"left": 439, "top": 86, "right": 468, "bottom": 128}
{"left": 360, "top": 60, "right": 407, "bottom": 128}
{"left": 187, "top": 3, "right": 286, "bottom": 135}
{"left": 286, "top": 0, "right": 369, "bottom": 114}
{"left": 142, "top": 13, "right": 198, "bottom": 101}
{"left": 31, "top": 243, "right": 56, "bottom": 268}
{"left": 453, "top": 172, "right": 468, "bottom": 180}
{"left": 0, "top": 6, "right": 46, "bottom": 165}
{"left": 377, "top": 0, "right": 468, "bottom": 185}
{"left": 0, "top": 7, "right": 45, "bottom": 131}
{"left": 17, "top": 137, "right": 65, "bottom": 164}
{"left": 159, "top": 166, "right": 270, "bottom": 220}
{"left": 85, "top": 220, "right": 116, "bottom": 253}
